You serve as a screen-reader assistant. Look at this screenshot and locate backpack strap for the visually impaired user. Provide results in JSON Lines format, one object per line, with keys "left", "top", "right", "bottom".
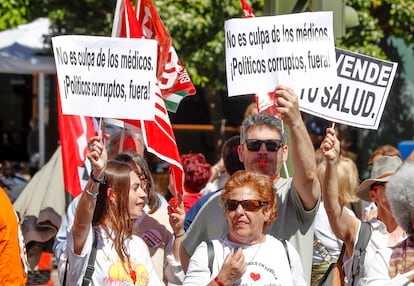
{"left": 348, "top": 221, "right": 372, "bottom": 286}
{"left": 81, "top": 231, "right": 98, "bottom": 286}
{"left": 207, "top": 240, "right": 214, "bottom": 275}
{"left": 62, "top": 259, "right": 68, "bottom": 286}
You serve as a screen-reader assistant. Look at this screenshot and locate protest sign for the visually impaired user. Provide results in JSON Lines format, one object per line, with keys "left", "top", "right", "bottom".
{"left": 297, "top": 48, "right": 398, "bottom": 130}
{"left": 52, "top": 35, "right": 157, "bottom": 120}
{"left": 225, "top": 11, "right": 337, "bottom": 97}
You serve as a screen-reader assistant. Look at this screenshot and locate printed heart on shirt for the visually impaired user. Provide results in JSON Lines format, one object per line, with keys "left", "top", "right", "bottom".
{"left": 250, "top": 272, "right": 261, "bottom": 281}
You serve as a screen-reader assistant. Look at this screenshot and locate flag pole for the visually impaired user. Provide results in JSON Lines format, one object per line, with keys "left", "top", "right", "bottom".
{"left": 98, "top": 117, "right": 104, "bottom": 141}
{"left": 111, "top": 0, "right": 123, "bottom": 37}
{"left": 135, "top": 0, "right": 142, "bottom": 19}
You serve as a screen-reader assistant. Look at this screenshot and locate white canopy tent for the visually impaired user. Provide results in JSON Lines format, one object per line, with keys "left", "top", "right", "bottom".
{"left": 0, "top": 18, "right": 56, "bottom": 166}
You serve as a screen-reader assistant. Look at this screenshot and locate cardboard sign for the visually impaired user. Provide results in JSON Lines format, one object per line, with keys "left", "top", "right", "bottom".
{"left": 297, "top": 48, "right": 398, "bottom": 130}
{"left": 52, "top": 35, "right": 157, "bottom": 120}
{"left": 225, "top": 11, "right": 337, "bottom": 96}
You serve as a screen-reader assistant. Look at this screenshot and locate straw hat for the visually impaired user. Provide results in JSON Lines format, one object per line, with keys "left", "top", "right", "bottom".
{"left": 356, "top": 156, "right": 403, "bottom": 202}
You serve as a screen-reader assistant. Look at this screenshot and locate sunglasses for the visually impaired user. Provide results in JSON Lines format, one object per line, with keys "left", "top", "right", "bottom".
{"left": 245, "top": 139, "right": 283, "bottom": 152}
{"left": 224, "top": 199, "right": 268, "bottom": 212}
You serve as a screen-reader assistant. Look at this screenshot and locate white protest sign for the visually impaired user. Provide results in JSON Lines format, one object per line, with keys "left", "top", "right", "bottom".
{"left": 52, "top": 35, "right": 157, "bottom": 120}
{"left": 296, "top": 48, "right": 398, "bottom": 130}
{"left": 225, "top": 11, "right": 337, "bottom": 97}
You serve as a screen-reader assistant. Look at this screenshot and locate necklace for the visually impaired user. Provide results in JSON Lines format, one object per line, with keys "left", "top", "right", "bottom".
{"left": 245, "top": 241, "right": 263, "bottom": 266}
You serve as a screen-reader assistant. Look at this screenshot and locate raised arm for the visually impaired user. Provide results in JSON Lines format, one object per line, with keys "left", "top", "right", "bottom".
{"left": 72, "top": 136, "right": 107, "bottom": 254}
{"left": 275, "top": 85, "right": 320, "bottom": 210}
{"left": 321, "top": 128, "right": 359, "bottom": 256}
{"left": 168, "top": 199, "right": 186, "bottom": 263}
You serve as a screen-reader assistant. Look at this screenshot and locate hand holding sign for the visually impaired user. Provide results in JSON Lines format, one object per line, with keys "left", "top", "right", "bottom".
{"left": 273, "top": 86, "right": 302, "bottom": 126}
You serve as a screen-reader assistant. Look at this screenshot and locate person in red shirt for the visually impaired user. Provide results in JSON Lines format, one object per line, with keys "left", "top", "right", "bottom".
{"left": 169, "top": 153, "right": 212, "bottom": 212}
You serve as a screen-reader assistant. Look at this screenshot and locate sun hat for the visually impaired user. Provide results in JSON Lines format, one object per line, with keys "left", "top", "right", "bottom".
{"left": 356, "top": 156, "right": 403, "bottom": 202}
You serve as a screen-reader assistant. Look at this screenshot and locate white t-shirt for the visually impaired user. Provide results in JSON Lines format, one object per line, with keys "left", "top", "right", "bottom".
{"left": 313, "top": 203, "right": 355, "bottom": 262}
{"left": 67, "top": 225, "right": 162, "bottom": 286}
{"left": 183, "top": 177, "right": 318, "bottom": 285}
{"left": 184, "top": 234, "right": 306, "bottom": 286}
{"left": 343, "top": 219, "right": 406, "bottom": 286}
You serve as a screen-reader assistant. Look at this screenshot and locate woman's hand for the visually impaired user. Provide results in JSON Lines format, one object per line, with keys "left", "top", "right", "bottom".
{"left": 321, "top": 127, "right": 340, "bottom": 161}
{"left": 216, "top": 248, "right": 246, "bottom": 285}
{"left": 87, "top": 136, "right": 107, "bottom": 177}
{"left": 168, "top": 198, "right": 185, "bottom": 235}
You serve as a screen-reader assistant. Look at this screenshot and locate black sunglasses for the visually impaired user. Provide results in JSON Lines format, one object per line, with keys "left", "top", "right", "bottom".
{"left": 245, "top": 139, "right": 283, "bottom": 152}
{"left": 224, "top": 199, "right": 268, "bottom": 212}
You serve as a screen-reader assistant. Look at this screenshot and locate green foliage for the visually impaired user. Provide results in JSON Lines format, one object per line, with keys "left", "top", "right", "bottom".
{"left": 336, "top": 0, "right": 414, "bottom": 59}
{"left": 6, "top": 0, "right": 411, "bottom": 94}
{"left": 335, "top": 0, "right": 414, "bottom": 174}
{"left": 46, "top": 2, "right": 115, "bottom": 37}
{"left": 155, "top": 0, "right": 264, "bottom": 92}
{"left": 3, "top": 0, "right": 414, "bottom": 163}
{"left": 2, "top": 0, "right": 413, "bottom": 92}
{"left": 0, "top": 0, "right": 30, "bottom": 30}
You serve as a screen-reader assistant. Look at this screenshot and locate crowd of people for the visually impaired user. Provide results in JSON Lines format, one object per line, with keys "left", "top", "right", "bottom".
{"left": 2, "top": 85, "right": 414, "bottom": 286}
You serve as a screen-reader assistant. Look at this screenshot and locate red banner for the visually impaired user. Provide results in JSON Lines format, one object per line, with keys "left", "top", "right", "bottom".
{"left": 57, "top": 89, "right": 97, "bottom": 198}
{"left": 114, "top": 0, "right": 184, "bottom": 194}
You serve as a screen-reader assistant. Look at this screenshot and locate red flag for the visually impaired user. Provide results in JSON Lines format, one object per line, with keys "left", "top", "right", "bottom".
{"left": 138, "top": 0, "right": 171, "bottom": 79}
{"left": 57, "top": 89, "right": 97, "bottom": 198}
{"left": 138, "top": 0, "right": 196, "bottom": 112}
{"left": 241, "top": 0, "right": 255, "bottom": 18}
{"left": 113, "top": 0, "right": 184, "bottom": 195}
{"left": 120, "top": 0, "right": 144, "bottom": 38}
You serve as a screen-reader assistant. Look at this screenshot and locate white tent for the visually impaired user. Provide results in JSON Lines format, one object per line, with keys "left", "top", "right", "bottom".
{"left": 0, "top": 17, "right": 55, "bottom": 74}
{"left": 0, "top": 18, "right": 56, "bottom": 166}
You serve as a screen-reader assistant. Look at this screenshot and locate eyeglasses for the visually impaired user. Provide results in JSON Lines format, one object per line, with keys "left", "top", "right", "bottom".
{"left": 370, "top": 182, "right": 385, "bottom": 192}
{"left": 244, "top": 139, "right": 283, "bottom": 152}
{"left": 224, "top": 199, "right": 268, "bottom": 212}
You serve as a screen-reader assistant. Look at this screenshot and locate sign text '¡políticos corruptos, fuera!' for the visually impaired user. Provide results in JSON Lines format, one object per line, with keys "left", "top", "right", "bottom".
{"left": 229, "top": 50, "right": 331, "bottom": 81}
{"left": 62, "top": 76, "right": 151, "bottom": 103}
{"left": 55, "top": 46, "right": 154, "bottom": 102}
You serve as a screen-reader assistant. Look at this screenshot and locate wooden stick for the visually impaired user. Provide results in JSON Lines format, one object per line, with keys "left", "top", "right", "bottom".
{"left": 111, "top": 0, "right": 123, "bottom": 37}
{"left": 98, "top": 117, "right": 104, "bottom": 141}
{"left": 135, "top": 0, "right": 142, "bottom": 20}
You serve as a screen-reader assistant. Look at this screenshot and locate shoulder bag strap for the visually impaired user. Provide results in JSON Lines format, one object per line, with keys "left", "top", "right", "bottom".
{"left": 348, "top": 221, "right": 372, "bottom": 286}
{"left": 207, "top": 240, "right": 214, "bottom": 275}
{"left": 62, "top": 259, "right": 68, "bottom": 286}
{"left": 280, "top": 239, "right": 292, "bottom": 269}
{"left": 82, "top": 231, "right": 98, "bottom": 286}
{"left": 337, "top": 243, "right": 346, "bottom": 266}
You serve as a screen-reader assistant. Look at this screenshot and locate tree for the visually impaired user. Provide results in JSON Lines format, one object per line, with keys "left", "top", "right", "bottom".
{"left": 335, "top": 0, "right": 414, "bottom": 175}
{"left": 0, "top": 0, "right": 30, "bottom": 30}
{"left": 2, "top": 0, "right": 414, "bottom": 166}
